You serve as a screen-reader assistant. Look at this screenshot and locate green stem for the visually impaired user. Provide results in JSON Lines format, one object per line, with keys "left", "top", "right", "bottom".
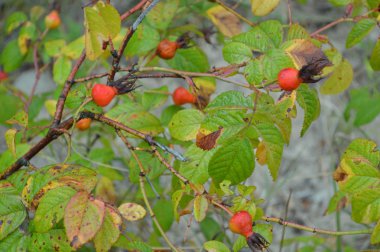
{"left": 263, "top": 216, "right": 372, "bottom": 236}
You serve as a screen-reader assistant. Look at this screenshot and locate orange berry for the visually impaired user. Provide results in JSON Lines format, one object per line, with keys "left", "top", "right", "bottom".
{"left": 91, "top": 84, "right": 117, "bottom": 107}
{"left": 156, "top": 39, "right": 179, "bottom": 59}
{"left": 45, "top": 10, "right": 61, "bottom": 29}
{"left": 277, "top": 68, "right": 302, "bottom": 91}
{"left": 172, "top": 87, "right": 196, "bottom": 105}
{"left": 75, "top": 118, "right": 91, "bottom": 131}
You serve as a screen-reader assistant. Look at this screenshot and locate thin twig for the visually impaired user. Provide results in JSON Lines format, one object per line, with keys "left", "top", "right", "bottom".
{"left": 117, "top": 131, "right": 179, "bottom": 252}
{"left": 263, "top": 216, "right": 373, "bottom": 236}
{"left": 120, "top": 0, "right": 150, "bottom": 21}
{"left": 52, "top": 51, "right": 86, "bottom": 126}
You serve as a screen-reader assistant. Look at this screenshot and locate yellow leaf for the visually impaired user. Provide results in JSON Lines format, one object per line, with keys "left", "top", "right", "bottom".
{"left": 251, "top": 0, "right": 280, "bottom": 16}
{"left": 207, "top": 5, "right": 241, "bottom": 37}
{"left": 118, "top": 202, "right": 146, "bottom": 221}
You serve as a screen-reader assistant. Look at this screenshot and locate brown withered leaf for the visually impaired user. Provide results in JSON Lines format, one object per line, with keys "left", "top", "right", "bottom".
{"left": 286, "top": 39, "right": 331, "bottom": 69}
{"left": 207, "top": 5, "right": 241, "bottom": 38}
{"left": 196, "top": 127, "right": 223, "bottom": 150}
{"left": 333, "top": 165, "right": 348, "bottom": 182}
{"left": 256, "top": 141, "right": 267, "bottom": 165}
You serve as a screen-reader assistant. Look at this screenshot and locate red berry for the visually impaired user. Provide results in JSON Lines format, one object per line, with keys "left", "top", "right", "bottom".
{"left": 0, "top": 71, "right": 8, "bottom": 81}
{"left": 277, "top": 68, "right": 302, "bottom": 91}
{"left": 91, "top": 84, "right": 117, "bottom": 107}
{"left": 172, "top": 87, "right": 196, "bottom": 105}
{"left": 156, "top": 39, "right": 179, "bottom": 59}
{"left": 45, "top": 10, "right": 61, "bottom": 29}
{"left": 75, "top": 118, "right": 91, "bottom": 131}
{"left": 229, "top": 211, "right": 254, "bottom": 238}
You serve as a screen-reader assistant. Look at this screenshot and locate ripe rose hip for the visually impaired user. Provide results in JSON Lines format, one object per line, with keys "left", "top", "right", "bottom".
{"left": 45, "top": 10, "right": 61, "bottom": 29}
{"left": 229, "top": 211, "right": 254, "bottom": 238}
{"left": 156, "top": 39, "right": 179, "bottom": 60}
{"left": 277, "top": 68, "right": 302, "bottom": 91}
{"left": 75, "top": 118, "right": 92, "bottom": 131}
{"left": 91, "top": 84, "right": 117, "bottom": 107}
{"left": 172, "top": 87, "right": 196, "bottom": 105}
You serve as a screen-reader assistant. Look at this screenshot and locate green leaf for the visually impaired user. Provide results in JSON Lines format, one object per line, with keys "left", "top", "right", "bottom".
{"left": 208, "top": 138, "right": 254, "bottom": 185}
{"left": 296, "top": 85, "right": 320, "bottom": 136}
{"left": 0, "top": 144, "right": 30, "bottom": 178}
{"left": 152, "top": 200, "right": 174, "bottom": 234}
{"left": 194, "top": 195, "right": 208, "bottom": 222}
{"left": 344, "top": 87, "right": 380, "bottom": 126}
{"left": 204, "top": 240, "right": 230, "bottom": 252}
{"left": 200, "top": 217, "right": 223, "bottom": 241}
{"left": 125, "top": 24, "right": 160, "bottom": 57}
{"left": 0, "top": 40, "right": 25, "bottom": 72}
{"left": 244, "top": 59, "right": 264, "bottom": 86}
{"left": 5, "top": 129, "right": 17, "bottom": 158}
{"left": 329, "top": 0, "right": 351, "bottom": 6}
{"left": 223, "top": 42, "right": 252, "bottom": 64}
{"left": 34, "top": 186, "right": 77, "bottom": 232}
{"left": 142, "top": 86, "right": 169, "bottom": 110}
{"left": 201, "top": 111, "right": 247, "bottom": 143}
{"left": 22, "top": 164, "right": 97, "bottom": 206}
{"left": 262, "top": 49, "right": 294, "bottom": 81}
{"left": 346, "top": 19, "right": 376, "bottom": 48}
{"left": 29, "top": 229, "right": 71, "bottom": 251}
{"left": 5, "top": 12, "right": 27, "bottom": 34}
{"left": 53, "top": 56, "right": 72, "bottom": 85}
{"left": 233, "top": 236, "right": 247, "bottom": 252}
{"left": 370, "top": 38, "right": 380, "bottom": 71}
{"left": 119, "top": 111, "right": 163, "bottom": 136}
{"left": 371, "top": 219, "right": 380, "bottom": 244}
{"left": 84, "top": 2, "right": 121, "bottom": 60}
{"left": 124, "top": 240, "right": 153, "bottom": 252}
{"left": 205, "top": 91, "right": 253, "bottom": 113}
{"left": 320, "top": 59, "right": 353, "bottom": 94}
{"left": 6, "top": 110, "right": 28, "bottom": 128}
{"left": 251, "top": 120, "right": 284, "bottom": 180}
{"left": 0, "top": 181, "right": 27, "bottom": 240}
{"left": 161, "top": 105, "right": 184, "bottom": 126}
{"left": 169, "top": 109, "right": 205, "bottom": 141}
{"left": 232, "top": 20, "right": 282, "bottom": 52}
{"left": 0, "top": 89, "right": 23, "bottom": 125}
{"left": 326, "top": 190, "right": 346, "bottom": 215}
{"left": 64, "top": 191, "right": 105, "bottom": 249}
{"left": 129, "top": 144, "right": 167, "bottom": 183}
{"left": 180, "top": 144, "right": 216, "bottom": 184}
{"left": 172, "top": 190, "right": 184, "bottom": 222}
{"left": 62, "top": 36, "right": 85, "bottom": 59}
{"left": 146, "top": 0, "right": 179, "bottom": 30}
{"left": 334, "top": 139, "right": 380, "bottom": 194}
{"left": 94, "top": 206, "right": 122, "bottom": 252}
{"left": 0, "top": 229, "right": 29, "bottom": 251}
{"left": 253, "top": 223, "right": 273, "bottom": 243}
{"left": 44, "top": 39, "right": 66, "bottom": 57}
{"left": 287, "top": 24, "right": 310, "bottom": 40}
{"left": 167, "top": 47, "right": 209, "bottom": 72}
{"left": 351, "top": 188, "right": 380, "bottom": 223}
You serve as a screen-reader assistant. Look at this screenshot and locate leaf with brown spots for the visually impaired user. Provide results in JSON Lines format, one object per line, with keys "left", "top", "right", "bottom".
{"left": 196, "top": 127, "right": 223, "bottom": 150}
{"left": 94, "top": 206, "right": 122, "bottom": 252}
{"left": 64, "top": 191, "right": 106, "bottom": 249}
{"left": 29, "top": 229, "right": 71, "bottom": 252}
{"left": 118, "top": 203, "right": 146, "bottom": 221}
{"left": 256, "top": 141, "right": 267, "bottom": 165}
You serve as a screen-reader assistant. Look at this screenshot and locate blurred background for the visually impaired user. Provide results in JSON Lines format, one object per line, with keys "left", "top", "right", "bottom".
{"left": 0, "top": 0, "right": 379, "bottom": 251}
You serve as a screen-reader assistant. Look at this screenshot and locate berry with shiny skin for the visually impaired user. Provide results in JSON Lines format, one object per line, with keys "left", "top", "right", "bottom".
{"left": 229, "top": 211, "right": 254, "bottom": 238}
{"left": 75, "top": 118, "right": 91, "bottom": 131}
{"left": 91, "top": 84, "right": 117, "bottom": 107}
{"left": 277, "top": 68, "right": 302, "bottom": 91}
{"left": 156, "top": 39, "right": 179, "bottom": 59}
{"left": 172, "top": 87, "right": 196, "bottom": 105}
{"left": 45, "top": 10, "right": 61, "bottom": 29}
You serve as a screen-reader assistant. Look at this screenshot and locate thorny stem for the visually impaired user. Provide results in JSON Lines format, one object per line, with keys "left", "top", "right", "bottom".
{"left": 107, "top": 0, "right": 160, "bottom": 83}
{"left": 117, "top": 131, "right": 179, "bottom": 252}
